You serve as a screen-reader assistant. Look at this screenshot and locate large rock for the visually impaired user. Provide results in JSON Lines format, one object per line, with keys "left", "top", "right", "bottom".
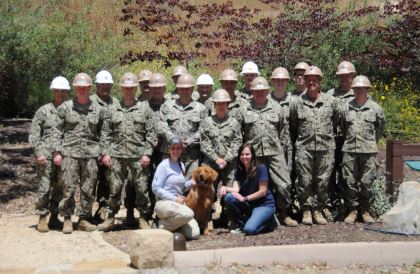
{"left": 383, "top": 181, "right": 420, "bottom": 234}
{"left": 129, "top": 229, "right": 174, "bottom": 269}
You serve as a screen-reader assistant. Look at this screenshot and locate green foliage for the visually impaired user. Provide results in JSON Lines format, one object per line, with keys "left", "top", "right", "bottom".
{"left": 0, "top": 1, "right": 123, "bottom": 117}
{"left": 370, "top": 77, "right": 420, "bottom": 142}
{"left": 371, "top": 175, "right": 392, "bottom": 216}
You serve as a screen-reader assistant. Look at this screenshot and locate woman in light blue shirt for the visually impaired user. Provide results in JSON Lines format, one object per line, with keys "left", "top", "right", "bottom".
{"left": 152, "top": 137, "right": 200, "bottom": 240}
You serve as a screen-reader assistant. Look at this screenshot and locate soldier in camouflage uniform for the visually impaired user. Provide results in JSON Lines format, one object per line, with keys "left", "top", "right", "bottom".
{"left": 238, "top": 77, "right": 296, "bottom": 226}
{"left": 138, "top": 69, "right": 153, "bottom": 102}
{"left": 160, "top": 73, "right": 208, "bottom": 179}
{"left": 196, "top": 73, "right": 214, "bottom": 114}
{"left": 99, "top": 72, "right": 157, "bottom": 231}
{"left": 200, "top": 89, "right": 242, "bottom": 188}
{"left": 53, "top": 73, "right": 102, "bottom": 234}
{"left": 291, "top": 62, "right": 309, "bottom": 97}
{"left": 239, "top": 61, "right": 259, "bottom": 101}
{"left": 215, "top": 69, "right": 248, "bottom": 122}
{"left": 29, "top": 76, "right": 70, "bottom": 232}
{"left": 326, "top": 61, "right": 356, "bottom": 213}
{"left": 166, "top": 65, "right": 188, "bottom": 100}
{"left": 290, "top": 66, "right": 340, "bottom": 225}
{"left": 90, "top": 70, "right": 119, "bottom": 223}
{"left": 339, "top": 76, "right": 385, "bottom": 224}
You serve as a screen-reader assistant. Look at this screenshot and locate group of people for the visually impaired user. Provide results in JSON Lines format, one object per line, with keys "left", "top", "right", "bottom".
{"left": 29, "top": 60, "right": 385, "bottom": 238}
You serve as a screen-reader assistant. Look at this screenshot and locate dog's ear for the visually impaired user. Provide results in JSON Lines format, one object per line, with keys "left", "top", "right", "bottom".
{"left": 207, "top": 166, "right": 218, "bottom": 182}
{"left": 192, "top": 167, "right": 201, "bottom": 181}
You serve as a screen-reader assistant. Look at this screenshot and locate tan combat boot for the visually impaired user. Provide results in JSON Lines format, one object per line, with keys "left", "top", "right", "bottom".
{"left": 62, "top": 216, "right": 73, "bottom": 234}
{"left": 344, "top": 210, "right": 358, "bottom": 224}
{"left": 362, "top": 212, "right": 374, "bottom": 223}
{"left": 283, "top": 216, "right": 298, "bottom": 227}
{"left": 139, "top": 217, "right": 151, "bottom": 229}
{"left": 37, "top": 215, "right": 49, "bottom": 233}
{"left": 97, "top": 217, "right": 114, "bottom": 232}
{"left": 302, "top": 210, "right": 313, "bottom": 225}
{"left": 48, "top": 213, "right": 63, "bottom": 230}
{"left": 78, "top": 217, "right": 97, "bottom": 232}
{"left": 313, "top": 210, "right": 327, "bottom": 225}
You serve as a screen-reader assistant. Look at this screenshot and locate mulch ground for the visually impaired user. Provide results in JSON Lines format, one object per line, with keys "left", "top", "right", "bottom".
{"left": 1, "top": 119, "right": 419, "bottom": 253}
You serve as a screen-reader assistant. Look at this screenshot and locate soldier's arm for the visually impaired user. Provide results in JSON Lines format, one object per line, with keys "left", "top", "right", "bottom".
{"left": 375, "top": 107, "right": 385, "bottom": 142}
{"left": 224, "top": 120, "right": 242, "bottom": 163}
{"left": 332, "top": 97, "right": 340, "bottom": 132}
{"left": 52, "top": 104, "right": 66, "bottom": 153}
{"left": 144, "top": 107, "right": 157, "bottom": 156}
{"left": 100, "top": 109, "right": 112, "bottom": 156}
{"left": 186, "top": 104, "right": 208, "bottom": 146}
{"left": 200, "top": 119, "right": 219, "bottom": 162}
{"left": 159, "top": 103, "right": 176, "bottom": 143}
{"left": 289, "top": 97, "right": 298, "bottom": 144}
{"left": 29, "top": 108, "right": 44, "bottom": 158}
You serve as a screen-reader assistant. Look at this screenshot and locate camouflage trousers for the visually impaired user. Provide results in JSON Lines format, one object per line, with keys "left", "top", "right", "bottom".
{"left": 59, "top": 157, "right": 98, "bottom": 218}
{"left": 341, "top": 152, "right": 378, "bottom": 211}
{"left": 328, "top": 136, "right": 345, "bottom": 208}
{"left": 295, "top": 149, "right": 334, "bottom": 210}
{"left": 106, "top": 157, "right": 151, "bottom": 218}
{"left": 258, "top": 153, "right": 292, "bottom": 211}
{"left": 35, "top": 159, "right": 62, "bottom": 216}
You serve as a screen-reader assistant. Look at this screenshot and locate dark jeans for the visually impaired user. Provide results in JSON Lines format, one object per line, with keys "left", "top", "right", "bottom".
{"left": 224, "top": 193, "right": 276, "bottom": 235}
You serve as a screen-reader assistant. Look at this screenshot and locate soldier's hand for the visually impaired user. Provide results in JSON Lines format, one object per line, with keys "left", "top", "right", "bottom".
{"left": 53, "top": 153, "right": 62, "bottom": 166}
{"left": 176, "top": 196, "right": 185, "bottom": 204}
{"left": 102, "top": 155, "right": 112, "bottom": 167}
{"left": 140, "top": 155, "right": 151, "bottom": 168}
{"left": 36, "top": 156, "right": 47, "bottom": 166}
{"left": 215, "top": 158, "right": 227, "bottom": 170}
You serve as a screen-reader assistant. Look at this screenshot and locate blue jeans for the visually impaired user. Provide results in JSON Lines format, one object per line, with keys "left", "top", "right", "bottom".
{"left": 224, "top": 193, "right": 276, "bottom": 235}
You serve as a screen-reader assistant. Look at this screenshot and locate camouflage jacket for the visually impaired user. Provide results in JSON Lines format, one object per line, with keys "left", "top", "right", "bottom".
{"left": 290, "top": 92, "right": 339, "bottom": 151}
{"left": 53, "top": 99, "right": 103, "bottom": 158}
{"left": 200, "top": 115, "right": 242, "bottom": 164}
{"left": 238, "top": 99, "right": 286, "bottom": 156}
{"left": 29, "top": 103, "right": 60, "bottom": 159}
{"left": 89, "top": 94, "right": 119, "bottom": 110}
{"left": 238, "top": 87, "right": 252, "bottom": 101}
{"left": 159, "top": 99, "right": 208, "bottom": 153}
{"left": 339, "top": 98, "right": 385, "bottom": 153}
{"left": 101, "top": 100, "right": 157, "bottom": 158}
{"left": 327, "top": 87, "right": 355, "bottom": 138}
{"left": 290, "top": 88, "right": 306, "bottom": 97}
{"left": 268, "top": 92, "right": 293, "bottom": 151}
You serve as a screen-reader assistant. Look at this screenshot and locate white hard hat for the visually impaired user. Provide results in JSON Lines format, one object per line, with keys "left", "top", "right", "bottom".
{"left": 95, "top": 70, "right": 114, "bottom": 84}
{"left": 196, "top": 74, "right": 214, "bottom": 86}
{"left": 50, "top": 76, "right": 70, "bottom": 90}
{"left": 240, "top": 61, "right": 260, "bottom": 75}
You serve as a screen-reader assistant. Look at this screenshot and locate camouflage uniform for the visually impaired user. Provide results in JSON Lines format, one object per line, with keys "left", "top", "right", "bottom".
{"left": 53, "top": 99, "right": 103, "bottom": 218}
{"left": 209, "top": 90, "right": 247, "bottom": 122}
{"left": 290, "top": 89, "right": 306, "bottom": 97}
{"left": 89, "top": 94, "right": 119, "bottom": 212}
{"left": 339, "top": 98, "right": 385, "bottom": 212}
{"left": 290, "top": 93, "right": 339, "bottom": 211}
{"left": 238, "top": 87, "right": 253, "bottom": 101}
{"left": 238, "top": 100, "right": 292, "bottom": 211}
{"left": 101, "top": 100, "right": 157, "bottom": 218}
{"left": 326, "top": 87, "right": 355, "bottom": 208}
{"left": 159, "top": 99, "right": 208, "bottom": 179}
{"left": 200, "top": 115, "right": 242, "bottom": 187}
{"left": 29, "top": 103, "right": 62, "bottom": 216}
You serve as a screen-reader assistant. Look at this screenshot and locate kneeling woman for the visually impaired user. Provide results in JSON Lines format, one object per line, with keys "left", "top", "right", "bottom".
{"left": 152, "top": 137, "right": 200, "bottom": 240}
{"left": 219, "top": 143, "right": 276, "bottom": 235}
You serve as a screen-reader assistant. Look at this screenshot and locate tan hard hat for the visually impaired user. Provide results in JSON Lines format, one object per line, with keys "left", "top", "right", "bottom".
{"left": 271, "top": 67, "right": 290, "bottom": 79}
{"left": 336, "top": 61, "right": 356, "bottom": 75}
{"left": 250, "top": 77, "right": 270, "bottom": 91}
{"left": 304, "top": 66, "right": 323, "bottom": 79}
{"left": 149, "top": 73, "right": 167, "bottom": 87}
{"left": 294, "top": 62, "right": 309, "bottom": 71}
{"left": 138, "top": 69, "right": 153, "bottom": 82}
{"left": 212, "top": 89, "right": 231, "bottom": 102}
{"left": 351, "top": 75, "right": 371, "bottom": 88}
{"left": 172, "top": 65, "right": 188, "bottom": 77}
{"left": 120, "top": 72, "right": 139, "bottom": 87}
{"left": 73, "top": 73, "right": 92, "bottom": 87}
{"left": 219, "top": 69, "right": 238, "bottom": 81}
{"left": 176, "top": 73, "right": 195, "bottom": 88}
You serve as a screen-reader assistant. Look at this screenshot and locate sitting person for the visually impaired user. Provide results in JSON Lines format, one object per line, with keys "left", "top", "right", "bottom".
{"left": 152, "top": 137, "right": 200, "bottom": 240}
{"left": 218, "top": 143, "right": 277, "bottom": 235}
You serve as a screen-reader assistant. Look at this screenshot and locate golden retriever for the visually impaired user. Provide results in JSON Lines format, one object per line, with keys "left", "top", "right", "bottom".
{"left": 185, "top": 166, "right": 218, "bottom": 235}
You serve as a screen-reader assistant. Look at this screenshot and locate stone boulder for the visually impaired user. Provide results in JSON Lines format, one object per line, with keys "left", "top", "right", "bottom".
{"left": 383, "top": 181, "right": 420, "bottom": 234}
{"left": 129, "top": 229, "right": 174, "bottom": 269}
